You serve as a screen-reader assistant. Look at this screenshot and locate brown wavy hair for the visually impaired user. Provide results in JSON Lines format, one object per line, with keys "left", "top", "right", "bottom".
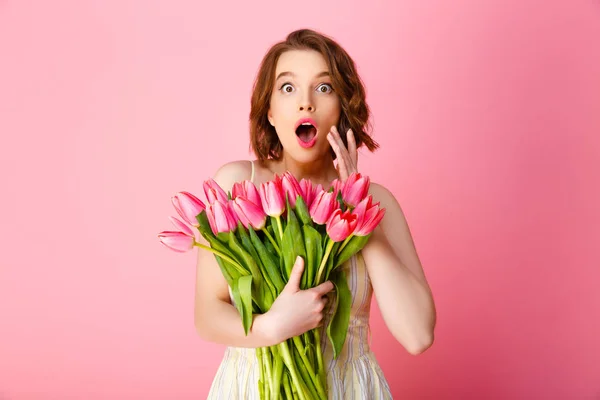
{"left": 249, "top": 29, "right": 379, "bottom": 161}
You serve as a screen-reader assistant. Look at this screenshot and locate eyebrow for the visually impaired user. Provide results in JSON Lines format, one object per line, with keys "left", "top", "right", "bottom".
{"left": 275, "top": 71, "right": 330, "bottom": 81}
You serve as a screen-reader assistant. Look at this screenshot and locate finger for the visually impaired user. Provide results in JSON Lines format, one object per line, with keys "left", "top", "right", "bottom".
{"left": 328, "top": 132, "right": 347, "bottom": 177}
{"left": 347, "top": 129, "right": 358, "bottom": 167}
{"left": 332, "top": 127, "right": 354, "bottom": 176}
{"left": 312, "top": 280, "right": 334, "bottom": 295}
{"left": 285, "top": 256, "right": 304, "bottom": 292}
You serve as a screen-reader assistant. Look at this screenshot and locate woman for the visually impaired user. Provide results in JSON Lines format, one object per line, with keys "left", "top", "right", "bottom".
{"left": 195, "top": 29, "right": 436, "bottom": 399}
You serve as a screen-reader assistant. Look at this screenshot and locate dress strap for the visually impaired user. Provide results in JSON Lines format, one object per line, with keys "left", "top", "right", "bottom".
{"left": 249, "top": 160, "right": 255, "bottom": 183}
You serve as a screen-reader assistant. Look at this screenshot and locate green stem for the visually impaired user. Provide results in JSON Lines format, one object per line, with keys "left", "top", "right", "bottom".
{"left": 293, "top": 345, "right": 320, "bottom": 399}
{"left": 315, "top": 239, "right": 335, "bottom": 286}
{"left": 276, "top": 216, "right": 284, "bottom": 240}
{"left": 292, "top": 336, "right": 326, "bottom": 398}
{"left": 193, "top": 242, "right": 246, "bottom": 275}
{"left": 313, "top": 329, "right": 327, "bottom": 393}
{"left": 283, "top": 372, "right": 293, "bottom": 400}
{"left": 336, "top": 234, "right": 354, "bottom": 256}
{"left": 261, "top": 345, "right": 273, "bottom": 398}
{"left": 256, "top": 347, "right": 266, "bottom": 399}
{"left": 261, "top": 227, "right": 281, "bottom": 255}
{"left": 270, "top": 345, "right": 283, "bottom": 399}
{"left": 278, "top": 340, "right": 308, "bottom": 400}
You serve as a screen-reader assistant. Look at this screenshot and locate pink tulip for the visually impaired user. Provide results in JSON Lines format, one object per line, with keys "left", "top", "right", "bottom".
{"left": 352, "top": 195, "right": 386, "bottom": 236}
{"left": 232, "top": 196, "right": 267, "bottom": 230}
{"left": 232, "top": 181, "right": 262, "bottom": 207}
{"left": 259, "top": 175, "right": 285, "bottom": 217}
{"left": 206, "top": 200, "right": 238, "bottom": 235}
{"left": 309, "top": 190, "right": 338, "bottom": 225}
{"left": 299, "top": 179, "right": 323, "bottom": 209}
{"left": 282, "top": 171, "right": 303, "bottom": 208}
{"left": 158, "top": 231, "right": 195, "bottom": 253}
{"left": 326, "top": 209, "right": 358, "bottom": 242}
{"left": 341, "top": 172, "right": 370, "bottom": 207}
{"left": 169, "top": 216, "right": 194, "bottom": 237}
{"left": 171, "top": 191, "right": 206, "bottom": 227}
{"left": 329, "top": 178, "right": 343, "bottom": 195}
{"left": 227, "top": 199, "right": 241, "bottom": 226}
{"left": 203, "top": 178, "right": 229, "bottom": 204}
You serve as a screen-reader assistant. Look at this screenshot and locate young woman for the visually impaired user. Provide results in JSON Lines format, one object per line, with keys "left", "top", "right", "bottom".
{"left": 194, "top": 29, "right": 436, "bottom": 399}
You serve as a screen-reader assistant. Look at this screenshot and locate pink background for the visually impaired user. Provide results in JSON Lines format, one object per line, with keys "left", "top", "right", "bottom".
{"left": 1, "top": 0, "right": 599, "bottom": 398}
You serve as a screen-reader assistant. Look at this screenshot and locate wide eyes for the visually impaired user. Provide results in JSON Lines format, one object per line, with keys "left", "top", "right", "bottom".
{"left": 280, "top": 83, "right": 333, "bottom": 94}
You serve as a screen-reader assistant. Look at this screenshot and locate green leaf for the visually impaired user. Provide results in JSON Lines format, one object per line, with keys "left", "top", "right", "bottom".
{"left": 231, "top": 275, "right": 253, "bottom": 335}
{"left": 303, "top": 225, "right": 322, "bottom": 289}
{"left": 295, "top": 196, "right": 313, "bottom": 227}
{"left": 335, "top": 235, "right": 370, "bottom": 268}
{"left": 324, "top": 241, "right": 341, "bottom": 282}
{"left": 228, "top": 232, "right": 268, "bottom": 312}
{"left": 327, "top": 269, "right": 352, "bottom": 359}
{"left": 196, "top": 211, "right": 248, "bottom": 278}
{"left": 336, "top": 190, "right": 346, "bottom": 212}
{"left": 282, "top": 204, "right": 306, "bottom": 285}
{"left": 249, "top": 227, "right": 285, "bottom": 295}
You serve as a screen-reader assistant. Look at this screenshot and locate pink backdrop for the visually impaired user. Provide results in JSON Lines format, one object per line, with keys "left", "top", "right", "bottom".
{"left": 1, "top": 0, "right": 599, "bottom": 398}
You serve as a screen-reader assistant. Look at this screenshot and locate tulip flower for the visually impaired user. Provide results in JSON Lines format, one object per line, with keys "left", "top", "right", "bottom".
{"left": 171, "top": 191, "right": 205, "bottom": 227}
{"left": 329, "top": 178, "right": 343, "bottom": 195}
{"left": 259, "top": 175, "right": 285, "bottom": 218}
{"left": 203, "top": 178, "right": 229, "bottom": 204}
{"left": 232, "top": 180, "right": 262, "bottom": 207}
{"left": 206, "top": 200, "right": 238, "bottom": 235}
{"left": 282, "top": 171, "right": 303, "bottom": 208}
{"left": 326, "top": 209, "right": 358, "bottom": 243}
{"left": 158, "top": 231, "right": 195, "bottom": 253}
{"left": 309, "top": 190, "right": 338, "bottom": 225}
{"left": 352, "top": 195, "right": 386, "bottom": 236}
{"left": 341, "top": 173, "right": 370, "bottom": 207}
{"left": 299, "top": 179, "right": 323, "bottom": 209}
{"left": 231, "top": 196, "right": 267, "bottom": 230}
{"left": 169, "top": 216, "right": 194, "bottom": 237}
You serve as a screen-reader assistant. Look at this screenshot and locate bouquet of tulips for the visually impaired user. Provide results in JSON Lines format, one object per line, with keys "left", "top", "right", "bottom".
{"left": 158, "top": 171, "right": 385, "bottom": 400}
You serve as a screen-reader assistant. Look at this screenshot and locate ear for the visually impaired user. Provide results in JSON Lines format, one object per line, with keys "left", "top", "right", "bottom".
{"left": 267, "top": 109, "right": 274, "bottom": 126}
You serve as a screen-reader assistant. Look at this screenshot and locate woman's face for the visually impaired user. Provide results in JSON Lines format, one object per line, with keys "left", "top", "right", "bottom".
{"left": 268, "top": 49, "right": 341, "bottom": 163}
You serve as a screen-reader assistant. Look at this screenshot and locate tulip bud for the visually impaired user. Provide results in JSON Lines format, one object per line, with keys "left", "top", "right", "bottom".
{"left": 232, "top": 181, "right": 262, "bottom": 207}
{"left": 158, "top": 231, "right": 195, "bottom": 253}
{"left": 259, "top": 176, "right": 285, "bottom": 217}
{"left": 169, "top": 216, "right": 194, "bottom": 237}
{"left": 352, "top": 195, "right": 386, "bottom": 236}
{"left": 206, "top": 200, "right": 238, "bottom": 235}
{"left": 282, "top": 171, "right": 303, "bottom": 208}
{"left": 341, "top": 172, "right": 370, "bottom": 207}
{"left": 203, "top": 178, "right": 229, "bottom": 204}
{"left": 309, "top": 190, "right": 338, "bottom": 225}
{"left": 326, "top": 209, "right": 358, "bottom": 242}
{"left": 232, "top": 196, "right": 267, "bottom": 230}
{"left": 171, "top": 191, "right": 206, "bottom": 227}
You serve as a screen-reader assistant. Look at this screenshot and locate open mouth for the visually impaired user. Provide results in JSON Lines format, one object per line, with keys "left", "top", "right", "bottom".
{"left": 295, "top": 123, "right": 317, "bottom": 143}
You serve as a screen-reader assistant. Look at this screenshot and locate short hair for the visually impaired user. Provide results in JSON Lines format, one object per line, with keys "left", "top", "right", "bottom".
{"left": 249, "top": 29, "right": 379, "bottom": 161}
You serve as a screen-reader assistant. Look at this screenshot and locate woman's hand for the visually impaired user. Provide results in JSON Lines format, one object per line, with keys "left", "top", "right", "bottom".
{"left": 261, "top": 256, "right": 334, "bottom": 343}
{"left": 327, "top": 125, "right": 358, "bottom": 182}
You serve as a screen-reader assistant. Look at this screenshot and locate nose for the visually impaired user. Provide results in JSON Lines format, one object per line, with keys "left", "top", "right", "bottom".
{"left": 299, "top": 104, "right": 313, "bottom": 111}
{"left": 298, "top": 94, "right": 314, "bottom": 112}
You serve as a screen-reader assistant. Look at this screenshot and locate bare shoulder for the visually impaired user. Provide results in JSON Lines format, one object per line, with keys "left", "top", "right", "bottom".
{"left": 368, "top": 181, "right": 429, "bottom": 286}
{"left": 212, "top": 160, "right": 253, "bottom": 192}
{"left": 368, "top": 181, "right": 398, "bottom": 209}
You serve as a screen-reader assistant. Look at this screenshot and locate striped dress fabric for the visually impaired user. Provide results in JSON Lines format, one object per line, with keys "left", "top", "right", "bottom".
{"left": 206, "top": 252, "right": 393, "bottom": 399}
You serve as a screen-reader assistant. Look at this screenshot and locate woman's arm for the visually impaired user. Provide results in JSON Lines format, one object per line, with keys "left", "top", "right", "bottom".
{"left": 193, "top": 161, "right": 333, "bottom": 348}
{"left": 193, "top": 161, "right": 280, "bottom": 348}
{"left": 361, "top": 182, "right": 437, "bottom": 355}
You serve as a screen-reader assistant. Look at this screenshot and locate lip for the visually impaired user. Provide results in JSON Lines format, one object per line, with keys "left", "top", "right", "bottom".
{"left": 294, "top": 117, "right": 317, "bottom": 130}
{"left": 295, "top": 117, "right": 319, "bottom": 149}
